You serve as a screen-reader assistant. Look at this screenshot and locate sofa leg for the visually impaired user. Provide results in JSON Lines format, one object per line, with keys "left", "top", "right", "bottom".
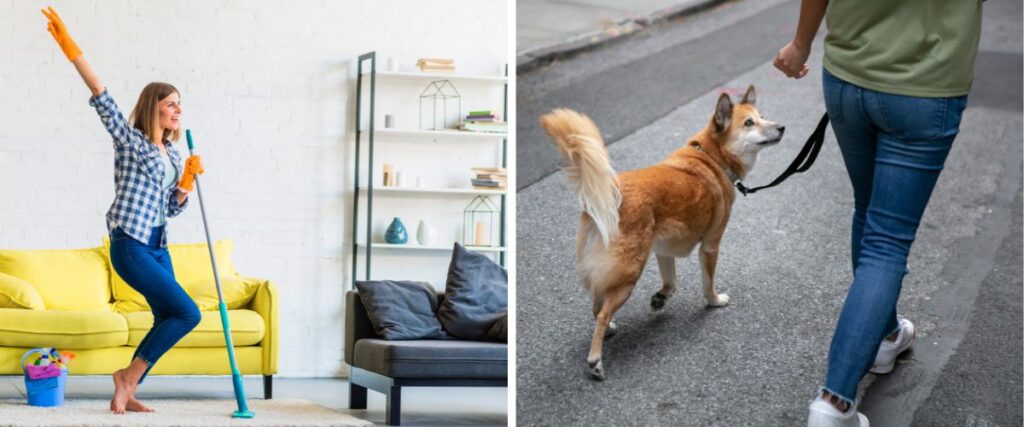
{"left": 385, "top": 386, "right": 401, "bottom": 426}
{"left": 263, "top": 375, "right": 273, "bottom": 400}
{"left": 349, "top": 382, "right": 367, "bottom": 409}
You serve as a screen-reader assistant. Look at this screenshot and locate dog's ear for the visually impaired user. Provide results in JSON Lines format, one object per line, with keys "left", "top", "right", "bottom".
{"left": 714, "top": 93, "right": 733, "bottom": 133}
{"left": 741, "top": 85, "right": 756, "bottom": 105}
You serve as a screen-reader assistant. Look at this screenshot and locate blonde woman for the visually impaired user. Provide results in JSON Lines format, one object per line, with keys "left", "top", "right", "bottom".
{"left": 42, "top": 7, "right": 206, "bottom": 414}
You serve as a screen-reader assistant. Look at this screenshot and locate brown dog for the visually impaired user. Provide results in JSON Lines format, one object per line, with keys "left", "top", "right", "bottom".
{"left": 540, "top": 86, "right": 784, "bottom": 380}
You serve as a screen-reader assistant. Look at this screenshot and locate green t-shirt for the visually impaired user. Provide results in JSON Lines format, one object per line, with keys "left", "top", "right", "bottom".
{"left": 823, "top": 0, "right": 983, "bottom": 98}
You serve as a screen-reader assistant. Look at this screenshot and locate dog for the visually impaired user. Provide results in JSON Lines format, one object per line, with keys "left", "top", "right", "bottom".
{"left": 539, "top": 85, "right": 784, "bottom": 380}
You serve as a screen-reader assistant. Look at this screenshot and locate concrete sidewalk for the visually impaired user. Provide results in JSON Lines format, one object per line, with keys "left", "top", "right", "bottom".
{"left": 516, "top": 0, "right": 726, "bottom": 70}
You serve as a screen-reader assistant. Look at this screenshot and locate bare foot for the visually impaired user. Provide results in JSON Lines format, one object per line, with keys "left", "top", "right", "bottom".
{"left": 126, "top": 396, "right": 155, "bottom": 413}
{"left": 110, "top": 369, "right": 132, "bottom": 414}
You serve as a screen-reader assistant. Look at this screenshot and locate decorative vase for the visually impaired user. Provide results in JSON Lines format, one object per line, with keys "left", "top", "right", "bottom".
{"left": 416, "top": 220, "right": 436, "bottom": 246}
{"left": 385, "top": 217, "right": 408, "bottom": 244}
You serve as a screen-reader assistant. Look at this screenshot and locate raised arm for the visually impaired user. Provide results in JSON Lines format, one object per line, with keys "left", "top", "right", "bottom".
{"left": 42, "top": 7, "right": 104, "bottom": 96}
{"left": 773, "top": 0, "right": 828, "bottom": 79}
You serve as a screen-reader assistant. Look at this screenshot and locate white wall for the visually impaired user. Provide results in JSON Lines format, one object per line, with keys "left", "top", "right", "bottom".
{"left": 0, "top": 0, "right": 508, "bottom": 377}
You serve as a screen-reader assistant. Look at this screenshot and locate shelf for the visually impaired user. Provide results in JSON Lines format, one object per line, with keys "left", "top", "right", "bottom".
{"left": 362, "top": 71, "right": 507, "bottom": 83}
{"left": 363, "top": 128, "right": 507, "bottom": 140}
{"left": 359, "top": 186, "right": 507, "bottom": 196}
{"left": 359, "top": 243, "right": 507, "bottom": 252}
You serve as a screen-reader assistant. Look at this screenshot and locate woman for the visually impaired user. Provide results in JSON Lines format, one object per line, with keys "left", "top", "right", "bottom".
{"left": 42, "top": 7, "right": 206, "bottom": 414}
{"left": 773, "top": 0, "right": 982, "bottom": 426}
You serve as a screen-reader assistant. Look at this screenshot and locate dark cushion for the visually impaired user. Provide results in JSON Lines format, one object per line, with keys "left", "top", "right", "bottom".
{"left": 352, "top": 338, "right": 507, "bottom": 379}
{"left": 488, "top": 312, "right": 508, "bottom": 342}
{"left": 354, "top": 280, "right": 447, "bottom": 340}
{"left": 437, "top": 243, "right": 508, "bottom": 340}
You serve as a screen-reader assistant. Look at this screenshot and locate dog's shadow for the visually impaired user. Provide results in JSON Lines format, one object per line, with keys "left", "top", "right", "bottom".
{"left": 578, "top": 299, "right": 725, "bottom": 381}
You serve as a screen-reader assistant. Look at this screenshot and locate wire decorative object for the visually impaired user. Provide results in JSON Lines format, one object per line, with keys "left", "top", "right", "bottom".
{"left": 419, "top": 80, "right": 461, "bottom": 130}
{"left": 463, "top": 195, "right": 499, "bottom": 247}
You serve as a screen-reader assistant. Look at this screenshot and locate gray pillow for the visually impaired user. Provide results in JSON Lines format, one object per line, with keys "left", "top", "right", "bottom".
{"left": 488, "top": 312, "right": 508, "bottom": 342}
{"left": 355, "top": 280, "right": 447, "bottom": 340}
{"left": 438, "top": 243, "right": 508, "bottom": 340}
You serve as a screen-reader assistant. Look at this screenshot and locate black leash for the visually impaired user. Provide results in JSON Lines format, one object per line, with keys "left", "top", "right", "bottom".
{"left": 735, "top": 112, "right": 830, "bottom": 196}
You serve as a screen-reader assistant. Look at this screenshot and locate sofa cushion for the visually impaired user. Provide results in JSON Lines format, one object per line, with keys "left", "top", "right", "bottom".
{"left": 0, "top": 247, "right": 111, "bottom": 311}
{"left": 353, "top": 339, "right": 506, "bottom": 379}
{"left": 0, "top": 272, "right": 45, "bottom": 310}
{"left": 487, "top": 312, "right": 508, "bottom": 342}
{"left": 124, "top": 309, "right": 264, "bottom": 347}
{"left": 0, "top": 308, "right": 128, "bottom": 349}
{"left": 437, "top": 243, "right": 508, "bottom": 340}
{"left": 355, "top": 280, "right": 447, "bottom": 340}
{"left": 104, "top": 238, "right": 243, "bottom": 312}
{"left": 184, "top": 277, "right": 261, "bottom": 311}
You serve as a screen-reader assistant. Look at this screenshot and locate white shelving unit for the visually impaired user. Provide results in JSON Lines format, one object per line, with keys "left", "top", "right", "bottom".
{"left": 364, "top": 71, "right": 508, "bottom": 83}
{"left": 359, "top": 243, "right": 508, "bottom": 252}
{"left": 351, "top": 51, "right": 508, "bottom": 286}
{"left": 366, "top": 128, "right": 508, "bottom": 140}
{"left": 359, "top": 187, "right": 507, "bottom": 196}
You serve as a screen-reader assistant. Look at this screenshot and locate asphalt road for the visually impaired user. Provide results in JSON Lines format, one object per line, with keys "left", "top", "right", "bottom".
{"left": 515, "top": 1, "right": 1023, "bottom": 425}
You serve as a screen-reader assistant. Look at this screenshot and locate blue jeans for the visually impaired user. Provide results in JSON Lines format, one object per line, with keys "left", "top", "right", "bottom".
{"left": 821, "top": 69, "right": 967, "bottom": 404}
{"left": 109, "top": 226, "right": 201, "bottom": 384}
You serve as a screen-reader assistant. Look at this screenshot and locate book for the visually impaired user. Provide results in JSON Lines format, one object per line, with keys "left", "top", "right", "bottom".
{"left": 419, "top": 64, "right": 455, "bottom": 72}
{"left": 466, "top": 114, "right": 496, "bottom": 119}
{"left": 417, "top": 58, "right": 454, "bottom": 65}
{"left": 461, "top": 122, "right": 507, "bottom": 133}
{"left": 475, "top": 173, "right": 507, "bottom": 180}
{"left": 468, "top": 110, "right": 495, "bottom": 116}
{"left": 472, "top": 167, "right": 506, "bottom": 174}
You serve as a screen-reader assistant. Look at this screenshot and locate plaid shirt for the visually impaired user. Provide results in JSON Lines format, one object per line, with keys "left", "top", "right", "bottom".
{"left": 90, "top": 89, "right": 188, "bottom": 246}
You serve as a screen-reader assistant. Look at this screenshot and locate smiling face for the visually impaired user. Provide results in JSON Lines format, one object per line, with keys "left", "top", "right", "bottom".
{"left": 158, "top": 92, "right": 181, "bottom": 132}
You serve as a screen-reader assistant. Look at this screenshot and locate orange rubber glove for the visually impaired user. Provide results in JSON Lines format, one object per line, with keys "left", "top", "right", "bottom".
{"left": 177, "top": 155, "right": 204, "bottom": 192}
{"left": 41, "top": 6, "right": 82, "bottom": 62}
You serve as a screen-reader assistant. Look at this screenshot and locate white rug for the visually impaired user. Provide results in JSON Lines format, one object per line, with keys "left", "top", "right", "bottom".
{"left": 0, "top": 398, "right": 374, "bottom": 426}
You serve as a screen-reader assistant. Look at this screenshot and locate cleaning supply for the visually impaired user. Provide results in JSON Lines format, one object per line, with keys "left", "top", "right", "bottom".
{"left": 40, "top": 7, "right": 82, "bottom": 61}
{"left": 185, "top": 129, "right": 254, "bottom": 419}
{"left": 22, "top": 348, "right": 72, "bottom": 407}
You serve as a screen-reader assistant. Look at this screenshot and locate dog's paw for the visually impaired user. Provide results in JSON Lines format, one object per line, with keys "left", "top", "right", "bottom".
{"left": 605, "top": 320, "right": 618, "bottom": 338}
{"left": 706, "top": 293, "right": 730, "bottom": 307}
{"left": 588, "top": 359, "right": 605, "bottom": 381}
{"left": 650, "top": 292, "right": 668, "bottom": 311}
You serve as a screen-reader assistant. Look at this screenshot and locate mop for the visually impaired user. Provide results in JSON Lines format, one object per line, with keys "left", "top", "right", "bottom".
{"left": 185, "top": 129, "right": 255, "bottom": 419}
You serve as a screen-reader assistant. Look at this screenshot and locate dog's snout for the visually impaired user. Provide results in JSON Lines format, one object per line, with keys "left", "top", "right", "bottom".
{"left": 778, "top": 125, "right": 786, "bottom": 134}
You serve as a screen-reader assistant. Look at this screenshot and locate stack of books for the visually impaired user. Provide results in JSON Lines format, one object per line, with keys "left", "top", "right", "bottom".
{"left": 460, "top": 110, "right": 507, "bottom": 133}
{"left": 471, "top": 167, "right": 507, "bottom": 190}
{"left": 417, "top": 58, "right": 455, "bottom": 73}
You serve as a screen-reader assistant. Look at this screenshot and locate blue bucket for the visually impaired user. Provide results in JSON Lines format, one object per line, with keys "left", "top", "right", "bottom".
{"left": 21, "top": 348, "right": 68, "bottom": 407}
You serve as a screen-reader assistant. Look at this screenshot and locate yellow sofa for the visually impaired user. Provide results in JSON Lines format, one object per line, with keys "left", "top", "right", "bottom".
{"left": 0, "top": 240, "right": 278, "bottom": 398}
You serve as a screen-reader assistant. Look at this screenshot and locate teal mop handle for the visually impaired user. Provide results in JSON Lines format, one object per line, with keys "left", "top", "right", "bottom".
{"left": 185, "top": 130, "right": 253, "bottom": 418}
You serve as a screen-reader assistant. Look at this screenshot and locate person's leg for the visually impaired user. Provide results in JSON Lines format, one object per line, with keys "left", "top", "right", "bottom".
{"left": 109, "top": 230, "right": 200, "bottom": 413}
{"left": 822, "top": 68, "right": 876, "bottom": 272}
{"left": 131, "top": 245, "right": 180, "bottom": 385}
{"left": 822, "top": 90, "right": 967, "bottom": 405}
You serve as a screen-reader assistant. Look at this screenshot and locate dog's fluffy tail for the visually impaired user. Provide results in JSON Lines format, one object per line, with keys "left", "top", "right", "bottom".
{"left": 540, "top": 108, "right": 621, "bottom": 247}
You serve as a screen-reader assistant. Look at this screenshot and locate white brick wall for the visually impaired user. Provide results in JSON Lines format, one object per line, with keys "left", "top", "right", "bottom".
{"left": 0, "top": 1, "right": 508, "bottom": 377}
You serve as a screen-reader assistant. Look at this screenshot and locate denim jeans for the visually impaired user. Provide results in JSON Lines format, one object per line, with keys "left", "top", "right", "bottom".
{"left": 109, "top": 225, "right": 201, "bottom": 384}
{"left": 821, "top": 68, "right": 967, "bottom": 404}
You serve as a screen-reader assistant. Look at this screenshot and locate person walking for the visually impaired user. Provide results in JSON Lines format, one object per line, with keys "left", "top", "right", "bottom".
{"left": 42, "top": 6, "right": 206, "bottom": 414}
{"left": 773, "top": 0, "right": 983, "bottom": 425}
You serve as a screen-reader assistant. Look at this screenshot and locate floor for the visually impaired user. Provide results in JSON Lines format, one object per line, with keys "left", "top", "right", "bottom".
{"left": 0, "top": 376, "right": 507, "bottom": 426}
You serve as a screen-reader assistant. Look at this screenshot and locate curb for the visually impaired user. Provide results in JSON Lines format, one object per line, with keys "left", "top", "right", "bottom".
{"left": 516, "top": 0, "right": 731, "bottom": 74}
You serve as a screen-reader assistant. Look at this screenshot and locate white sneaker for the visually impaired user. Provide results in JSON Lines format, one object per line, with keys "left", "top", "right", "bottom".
{"left": 870, "top": 315, "right": 915, "bottom": 374}
{"left": 807, "top": 396, "right": 869, "bottom": 427}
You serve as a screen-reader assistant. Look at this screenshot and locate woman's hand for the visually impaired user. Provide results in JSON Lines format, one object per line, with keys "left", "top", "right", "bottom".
{"left": 177, "top": 155, "right": 205, "bottom": 193}
{"left": 774, "top": 41, "right": 811, "bottom": 79}
{"left": 41, "top": 7, "right": 82, "bottom": 62}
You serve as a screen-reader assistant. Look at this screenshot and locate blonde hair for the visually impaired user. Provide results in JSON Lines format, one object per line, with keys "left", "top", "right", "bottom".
{"left": 130, "top": 82, "right": 180, "bottom": 144}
